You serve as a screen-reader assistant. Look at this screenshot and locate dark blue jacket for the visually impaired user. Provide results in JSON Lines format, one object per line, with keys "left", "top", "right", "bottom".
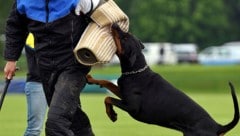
{"left": 4, "top": 0, "right": 90, "bottom": 73}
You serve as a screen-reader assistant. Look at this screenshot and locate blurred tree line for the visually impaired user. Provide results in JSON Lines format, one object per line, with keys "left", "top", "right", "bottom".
{"left": 0, "top": 0, "right": 240, "bottom": 68}
{"left": 115, "top": 0, "right": 240, "bottom": 48}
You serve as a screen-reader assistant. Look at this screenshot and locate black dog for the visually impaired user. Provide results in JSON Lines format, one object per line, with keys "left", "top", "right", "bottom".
{"left": 87, "top": 24, "right": 239, "bottom": 136}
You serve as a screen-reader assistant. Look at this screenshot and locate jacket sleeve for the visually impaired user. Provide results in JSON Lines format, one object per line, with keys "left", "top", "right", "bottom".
{"left": 4, "top": 2, "right": 29, "bottom": 61}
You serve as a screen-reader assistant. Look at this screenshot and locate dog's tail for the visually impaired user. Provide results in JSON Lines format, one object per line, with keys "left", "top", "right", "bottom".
{"left": 217, "top": 82, "right": 239, "bottom": 135}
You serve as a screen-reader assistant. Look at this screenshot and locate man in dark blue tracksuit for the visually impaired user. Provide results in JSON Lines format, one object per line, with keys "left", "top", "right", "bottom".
{"left": 4, "top": 0, "right": 99, "bottom": 135}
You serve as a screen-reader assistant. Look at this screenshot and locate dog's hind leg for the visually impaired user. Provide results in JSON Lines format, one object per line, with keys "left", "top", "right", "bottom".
{"left": 86, "top": 75, "right": 121, "bottom": 98}
{"left": 105, "top": 97, "right": 118, "bottom": 122}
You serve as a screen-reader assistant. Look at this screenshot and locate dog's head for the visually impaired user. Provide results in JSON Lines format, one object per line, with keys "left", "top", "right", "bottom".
{"left": 111, "top": 24, "right": 145, "bottom": 67}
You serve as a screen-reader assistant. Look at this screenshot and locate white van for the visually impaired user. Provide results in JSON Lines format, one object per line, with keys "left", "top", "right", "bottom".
{"left": 143, "top": 42, "right": 177, "bottom": 65}
{"left": 172, "top": 43, "right": 199, "bottom": 63}
{"left": 198, "top": 42, "right": 240, "bottom": 65}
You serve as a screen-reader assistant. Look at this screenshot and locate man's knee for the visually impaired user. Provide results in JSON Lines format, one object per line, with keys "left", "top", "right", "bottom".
{"left": 45, "top": 114, "right": 74, "bottom": 136}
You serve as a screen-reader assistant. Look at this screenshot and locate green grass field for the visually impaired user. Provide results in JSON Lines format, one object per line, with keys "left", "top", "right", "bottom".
{"left": 0, "top": 65, "right": 240, "bottom": 135}
{"left": 0, "top": 93, "right": 240, "bottom": 136}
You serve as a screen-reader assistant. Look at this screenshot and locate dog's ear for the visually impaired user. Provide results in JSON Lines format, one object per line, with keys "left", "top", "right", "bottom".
{"left": 133, "top": 36, "right": 145, "bottom": 50}
{"left": 138, "top": 38, "right": 145, "bottom": 49}
{"left": 140, "top": 42, "right": 145, "bottom": 49}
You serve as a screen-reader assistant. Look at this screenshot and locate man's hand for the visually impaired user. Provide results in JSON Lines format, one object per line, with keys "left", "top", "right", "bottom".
{"left": 75, "top": 0, "right": 100, "bottom": 15}
{"left": 4, "top": 61, "right": 17, "bottom": 80}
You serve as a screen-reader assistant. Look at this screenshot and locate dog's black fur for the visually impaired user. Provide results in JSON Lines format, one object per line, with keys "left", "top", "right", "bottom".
{"left": 87, "top": 24, "right": 239, "bottom": 136}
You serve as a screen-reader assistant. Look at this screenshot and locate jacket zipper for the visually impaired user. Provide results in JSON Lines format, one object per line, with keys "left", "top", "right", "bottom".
{"left": 45, "top": 0, "right": 55, "bottom": 67}
{"left": 45, "top": 0, "right": 49, "bottom": 23}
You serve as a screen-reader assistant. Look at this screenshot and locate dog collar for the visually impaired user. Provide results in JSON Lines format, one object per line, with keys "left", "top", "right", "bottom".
{"left": 122, "top": 65, "right": 148, "bottom": 76}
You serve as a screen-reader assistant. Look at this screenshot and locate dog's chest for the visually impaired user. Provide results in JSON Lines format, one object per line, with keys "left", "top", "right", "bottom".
{"left": 118, "top": 75, "right": 153, "bottom": 96}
